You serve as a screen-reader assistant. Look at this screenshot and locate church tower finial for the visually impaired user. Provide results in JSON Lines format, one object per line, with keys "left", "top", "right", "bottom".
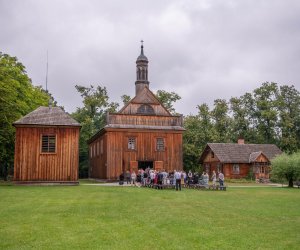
{"left": 141, "top": 40, "right": 144, "bottom": 55}
{"left": 135, "top": 40, "right": 149, "bottom": 95}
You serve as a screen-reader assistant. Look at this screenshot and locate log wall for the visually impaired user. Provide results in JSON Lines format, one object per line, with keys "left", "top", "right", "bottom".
{"left": 107, "top": 113, "right": 183, "bottom": 127}
{"left": 121, "top": 103, "right": 170, "bottom": 116}
{"left": 89, "top": 129, "right": 183, "bottom": 180}
{"left": 14, "top": 126, "right": 79, "bottom": 182}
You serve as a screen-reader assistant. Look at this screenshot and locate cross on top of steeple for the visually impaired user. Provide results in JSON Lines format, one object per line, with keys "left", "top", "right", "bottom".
{"left": 137, "top": 40, "right": 148, "bottom": 62}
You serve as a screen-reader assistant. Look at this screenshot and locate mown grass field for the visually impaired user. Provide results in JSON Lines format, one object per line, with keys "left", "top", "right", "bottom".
{"left": 0, "top": 183, "right": 299, "bottom": 250}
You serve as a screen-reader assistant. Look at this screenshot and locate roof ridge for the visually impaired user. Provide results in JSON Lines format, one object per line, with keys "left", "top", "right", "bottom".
{"left": 13, "top": 106, "right": 81, "bottom": 127}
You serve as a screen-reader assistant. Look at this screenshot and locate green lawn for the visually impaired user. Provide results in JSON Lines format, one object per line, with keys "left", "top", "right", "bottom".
{"left": 0, "top": 184, "right": 299, "bottom": 250}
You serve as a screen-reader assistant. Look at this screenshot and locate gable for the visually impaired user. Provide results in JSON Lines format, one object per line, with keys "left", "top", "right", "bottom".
{"left": 119, "top": 88, "right": 171, "bottom": 116}
{"left": 131, "top": 87, "right": 160, "bottom": 104}
{"left": 249, "top": 152, "right": 269, "bottom": 163}
{"left": 202, "top": 148, "right": 220, "bottom": 163}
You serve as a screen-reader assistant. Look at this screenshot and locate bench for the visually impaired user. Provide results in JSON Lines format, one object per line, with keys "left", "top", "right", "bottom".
{"left": 185, "top": 183, "right": 226, "bottom": 191}
{"left": 295, "top": 181, "right": 300, "bottom": 188}
{"left": 142, "top": 183, "right": 227, "bottom": 191}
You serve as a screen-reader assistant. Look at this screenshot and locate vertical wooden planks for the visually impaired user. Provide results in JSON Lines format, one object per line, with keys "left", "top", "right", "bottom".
{"left": 14, "top": 126, "right": 80, "bottom": 182}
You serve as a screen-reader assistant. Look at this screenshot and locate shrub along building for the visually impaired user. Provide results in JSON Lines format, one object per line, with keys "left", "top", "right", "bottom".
{"left": 88, "top": 44, "right": 185, "bottom": 180}
{"left": 199, "top": 139, "right": 282, "bottom": 180}
{"left": 13, "top": 106, "right": 81, "bottom": 184}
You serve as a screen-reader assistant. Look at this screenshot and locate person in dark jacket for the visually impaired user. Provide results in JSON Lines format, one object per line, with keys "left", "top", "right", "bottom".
{"left": 119, "top": 172, "right": 124, "bottom": 185}
{"left": 125, "top": 170, "right": 131, "bottom": 184}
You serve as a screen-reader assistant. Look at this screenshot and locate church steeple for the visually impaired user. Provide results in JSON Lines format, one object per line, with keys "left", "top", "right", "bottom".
{"left": 135, "top": 40, "right": 149, "bottom": 95}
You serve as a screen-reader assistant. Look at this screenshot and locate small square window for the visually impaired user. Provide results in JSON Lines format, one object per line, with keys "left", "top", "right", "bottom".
{"left": 156, "top": 138, "right": 164, "bottom": 151}
{"left": 232, "top": 164, "right": 240, "bottom": 174}
{"left": 41, "top": 135, "right": 56, "bottom": 153}
{"left": 128, "top": 138, "right": 136, "bottom": 150}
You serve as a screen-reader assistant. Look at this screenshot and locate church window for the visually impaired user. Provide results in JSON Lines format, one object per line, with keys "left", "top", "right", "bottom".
{"left": 128, "top": 137, "right": 136, "bottom": 150}
{"left": 137, "top": 104, "right": 155, "bottom": 114}
{"left": 156, "top": 138, "right": 164, "bottom": 151}
{"left": 142, "top": 69, "right": 145, "bottom": 79}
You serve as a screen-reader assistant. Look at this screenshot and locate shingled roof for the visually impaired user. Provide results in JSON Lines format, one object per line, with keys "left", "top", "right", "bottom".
{"left": 13, "top": 106, "right": 81, "bottom": 127}
{"left": 199, "top": 143, "right": 282, "bottom": 164}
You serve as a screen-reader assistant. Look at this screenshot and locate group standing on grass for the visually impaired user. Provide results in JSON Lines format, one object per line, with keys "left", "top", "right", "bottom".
{"left": 119, "top": 168, "right": 225, "bottom": 190}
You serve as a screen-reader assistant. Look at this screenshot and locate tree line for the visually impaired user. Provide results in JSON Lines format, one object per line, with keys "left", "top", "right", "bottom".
{"left": 183, "top": 82, "right": 300, "bottom": 170}
{"left": 1, "top": 52, "right": 300, "bottom": 180}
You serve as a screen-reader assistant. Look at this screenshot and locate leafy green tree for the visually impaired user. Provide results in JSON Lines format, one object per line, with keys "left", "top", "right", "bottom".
{"left": 277, "top": 85, "right": 300, "bottom": 153}
{"left": 211, "top": 99, "right": 232, "bottom": 142}
{"left": 253, "top": 82, "right": 279, "bottom": 144}
{"left": 271, "top": 152, "right": 300, "bottom": 187}
{"left": 155, "top": 90, "right": 181, "bottom": 114}
{"left": 183, "top": 104, "right": 217, "bottom": 171}
{"left": 72, "top": 85, "right": 118, "bottom": 178}
{"left": 229, "top": 93, "right": 258, "bottom": 142}
{"left": 0, "top": 52, "right": 50, "bottom": 179}
{"left": 121, "top": 94, "right": 131, "bottom": 106}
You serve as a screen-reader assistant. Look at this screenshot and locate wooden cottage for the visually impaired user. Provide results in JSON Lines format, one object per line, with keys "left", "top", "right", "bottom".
{"left": 199, "top": 139, "right": 282, "bottom": 180}
{"left": 88, "top": 44, "right": 185, "bottom": 180}
{"left": 13, "top": 106, "right": 81, "bottom": 184}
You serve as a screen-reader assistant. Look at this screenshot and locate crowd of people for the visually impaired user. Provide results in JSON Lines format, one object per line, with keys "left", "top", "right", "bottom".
{"left": 119, "top": 168, "right": 225, "bottom": 191}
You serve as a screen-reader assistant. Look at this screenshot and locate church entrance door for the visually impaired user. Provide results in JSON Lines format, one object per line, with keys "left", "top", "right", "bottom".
{"left": 138, "top": 161, "right": 153, "bottom": 170}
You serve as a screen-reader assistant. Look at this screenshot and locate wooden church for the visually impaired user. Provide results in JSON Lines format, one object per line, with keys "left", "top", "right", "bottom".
{"left": 13, "top": 106, "right": 81, "bottom": 184}
{"left": 88, "top": 44, "right": 185, "bottom": 180}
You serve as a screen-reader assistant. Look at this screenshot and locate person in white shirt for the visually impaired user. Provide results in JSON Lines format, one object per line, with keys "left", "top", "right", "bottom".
{"left": 150, "top": 170, "right": 155, "bottom": 184}
{"left": 174, "top": 170, "right": 182, "bottom": 191}
{"left": 212, "top": 170, "right": 217, "bottom": 187}
{"left": 131, "top": 171, "right": 137, "bottom": 185}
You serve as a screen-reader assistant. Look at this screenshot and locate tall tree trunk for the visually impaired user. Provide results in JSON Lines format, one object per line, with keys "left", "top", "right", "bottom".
{"left": 288, "top": 178, "right": 294, "bottom": 188}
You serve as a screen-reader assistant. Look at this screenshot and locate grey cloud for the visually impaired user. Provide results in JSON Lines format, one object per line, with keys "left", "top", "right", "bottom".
{"left": 0, "top": 0, "right": 299, "bottom": 115}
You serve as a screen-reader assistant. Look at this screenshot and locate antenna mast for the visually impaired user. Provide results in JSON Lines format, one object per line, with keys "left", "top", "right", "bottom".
{"left": 45, "top": 50, "right": 48, "bottom": 92}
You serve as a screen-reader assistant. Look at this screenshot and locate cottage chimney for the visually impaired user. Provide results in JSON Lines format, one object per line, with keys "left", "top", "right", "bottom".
{"left": 238, "top": 138, "right": 245, "bottom": 144}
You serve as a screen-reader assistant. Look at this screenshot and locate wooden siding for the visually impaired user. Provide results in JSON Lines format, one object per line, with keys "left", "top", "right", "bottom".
{"left": 107, "top": 113, "right": 183, "bottom": 127}
{"left": 120, "top": 103, "right": 170, "bottom": 116}
{"left": 14, "top": 126, "right": 79, "bottom": 182}
{"left": 202, "top": 149, "right": 220, "bottom": 163}
{"left": 255, "top": 154, "right": 268, "bottom": 163}
{"left": 89, "top": 134, "right": 107, "bottom": 179}
{"left": 89, "top": 129, "right": 183, "bottom": 180}
{"left": 203, "top": 161, "right": 251, "bottom": 179}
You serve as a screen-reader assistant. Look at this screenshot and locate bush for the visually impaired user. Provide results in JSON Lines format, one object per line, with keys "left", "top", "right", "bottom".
{"left": 271, "top": 152, "right": 300, "bottom": 187}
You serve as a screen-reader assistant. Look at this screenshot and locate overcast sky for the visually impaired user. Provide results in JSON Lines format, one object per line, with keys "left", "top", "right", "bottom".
{"left": 1, "top": 0, "right": 300, "bottom": 115}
